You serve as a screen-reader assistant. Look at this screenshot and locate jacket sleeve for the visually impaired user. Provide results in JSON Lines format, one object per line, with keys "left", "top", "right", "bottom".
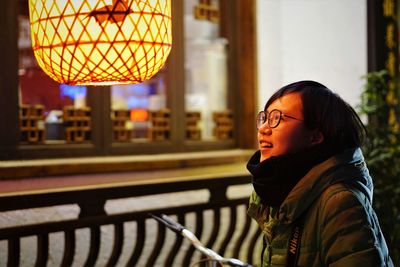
{"left": 319, "top": 187, "right": 393, "bottom": 267}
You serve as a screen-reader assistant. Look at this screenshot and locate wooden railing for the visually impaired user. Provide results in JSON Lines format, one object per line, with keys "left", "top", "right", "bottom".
{"left": 0, "top": 172, "right": 262, "bottom": 266}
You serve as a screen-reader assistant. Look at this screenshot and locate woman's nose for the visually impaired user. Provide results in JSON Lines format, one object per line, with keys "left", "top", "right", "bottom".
{"left": 258, "top": 122, "right": 272, "bottom": 135}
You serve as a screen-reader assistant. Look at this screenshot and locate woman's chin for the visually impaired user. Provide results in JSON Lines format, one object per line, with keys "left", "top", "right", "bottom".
{"left": 259, "top": 152, "right": 271, "bottom": 163}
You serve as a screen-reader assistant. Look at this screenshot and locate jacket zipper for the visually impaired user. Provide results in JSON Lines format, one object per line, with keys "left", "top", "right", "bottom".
{"left": 268, "top": 245, "right": 272, "bottom": 264}
{"left": 261, "top": 236, "right": 267, "bottom": 266}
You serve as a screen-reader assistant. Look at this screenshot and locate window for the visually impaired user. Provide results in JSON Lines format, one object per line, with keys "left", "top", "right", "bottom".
{"left": 184, "top": 0, "right": 230, "bottom": 142}
{"left": 0, "top": 0, "right": 256, "bottom": 160}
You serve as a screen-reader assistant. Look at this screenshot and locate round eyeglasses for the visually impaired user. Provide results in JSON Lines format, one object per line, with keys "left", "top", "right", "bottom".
{"left": 256, "top": 109, "right": 303, "bottom": 129}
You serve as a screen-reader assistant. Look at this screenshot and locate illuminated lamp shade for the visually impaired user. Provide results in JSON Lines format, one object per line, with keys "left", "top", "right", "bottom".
{"left": 28, "top": 0, "right": 172, "bottom": 85}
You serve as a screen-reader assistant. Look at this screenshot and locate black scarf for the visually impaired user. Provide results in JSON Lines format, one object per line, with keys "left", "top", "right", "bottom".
{"left": 247, "top": 144, "right": 335, "bottom": 207}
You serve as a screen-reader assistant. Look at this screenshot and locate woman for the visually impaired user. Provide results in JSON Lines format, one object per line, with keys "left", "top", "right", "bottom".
{"left": 247, "top": 81, "right": 394, "bottom": 266}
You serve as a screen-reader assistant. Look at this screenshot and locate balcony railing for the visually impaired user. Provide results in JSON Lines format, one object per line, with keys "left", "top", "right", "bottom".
{"left": 0, "top": 169, "right": 262, "bottom": 266}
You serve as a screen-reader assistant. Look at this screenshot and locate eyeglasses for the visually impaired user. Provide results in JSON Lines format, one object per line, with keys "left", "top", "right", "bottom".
{"left": 256, "top": 109, "right": 303, "bottom": 129}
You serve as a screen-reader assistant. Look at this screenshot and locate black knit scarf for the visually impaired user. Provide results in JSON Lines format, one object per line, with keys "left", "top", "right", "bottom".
{"left": 247, "top": 144, "right": 335, "bottom": 207}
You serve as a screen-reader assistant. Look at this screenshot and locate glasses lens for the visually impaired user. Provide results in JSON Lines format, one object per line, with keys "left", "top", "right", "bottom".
{"left": 269, "top": 110, "right": 282, "bottom": 128}
{"left": 256, "top": 111, "right": 266, "bottom": 129}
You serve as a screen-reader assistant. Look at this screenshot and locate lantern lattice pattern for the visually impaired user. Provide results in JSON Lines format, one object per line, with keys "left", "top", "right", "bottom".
{"left": 28, "top": 0, "right": 172, "bottom": 85}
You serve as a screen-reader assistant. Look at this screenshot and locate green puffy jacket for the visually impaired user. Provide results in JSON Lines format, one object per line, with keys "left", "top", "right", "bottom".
{"left": 247, "top": 148, "right": 394, "bottom": 267}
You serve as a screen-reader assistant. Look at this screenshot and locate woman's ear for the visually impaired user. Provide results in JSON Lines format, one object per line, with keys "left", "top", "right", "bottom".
{"left": 310, "top": 130, "right": 324, "bottom": 145}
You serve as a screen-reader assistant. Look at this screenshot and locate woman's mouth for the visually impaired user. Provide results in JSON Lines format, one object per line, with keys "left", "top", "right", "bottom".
{"left": 259, "top": 141, "right": 272, "bottom": 148}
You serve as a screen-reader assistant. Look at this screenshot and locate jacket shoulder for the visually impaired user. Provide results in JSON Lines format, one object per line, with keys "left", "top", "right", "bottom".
{"left": 316, "top": 183, "right": 393, "bottom": 266}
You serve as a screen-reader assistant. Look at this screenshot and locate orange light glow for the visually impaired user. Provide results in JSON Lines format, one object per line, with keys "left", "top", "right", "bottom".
{"left": 130, "top": 109, "right": 148, "bottom": 121}
{"left": 28, "top": 0, "right": 172, "bottom": 86}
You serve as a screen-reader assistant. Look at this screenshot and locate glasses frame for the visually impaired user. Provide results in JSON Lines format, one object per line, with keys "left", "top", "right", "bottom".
{"left": 256, "top": 109, "right": 303, "bottom": 129}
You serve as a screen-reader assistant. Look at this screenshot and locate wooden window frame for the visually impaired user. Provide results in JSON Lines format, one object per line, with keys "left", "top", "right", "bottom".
{"left": 0, "top": 0, "right": 257, "bottom": 160}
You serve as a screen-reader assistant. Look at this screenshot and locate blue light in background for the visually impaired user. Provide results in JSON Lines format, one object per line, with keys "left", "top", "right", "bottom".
{"left": 127, "top": 97, "right": 149, "bottom": 109}
{"left": 60, "top": 84, "right": 87, "bottom": 100}
{"left": 129, "top": 83, "right": 150, "bottom": 96}
{"left": 112, "top": 83, "right": 151, "bottom": 109}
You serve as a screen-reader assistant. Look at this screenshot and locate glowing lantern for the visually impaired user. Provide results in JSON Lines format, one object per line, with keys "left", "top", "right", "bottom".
{"left": 28, "top": 0, "right": 172, "bottom": 86}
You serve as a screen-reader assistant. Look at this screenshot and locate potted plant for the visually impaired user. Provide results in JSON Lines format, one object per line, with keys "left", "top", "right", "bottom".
{"left": 360, "top": 70, "right": 400, "bottom": 264}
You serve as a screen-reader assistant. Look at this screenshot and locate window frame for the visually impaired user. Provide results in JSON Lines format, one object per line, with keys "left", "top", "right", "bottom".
{"left": 0, "top": 0, "right": 257, "bottom": 160}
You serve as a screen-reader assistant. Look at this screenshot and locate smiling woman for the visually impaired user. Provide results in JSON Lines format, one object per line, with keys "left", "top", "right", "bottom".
{"left": 247, "top": 80, "right": 394, "bottom": 267}
{"left": 256, "top": 92, "right": 319, "bottom": 162}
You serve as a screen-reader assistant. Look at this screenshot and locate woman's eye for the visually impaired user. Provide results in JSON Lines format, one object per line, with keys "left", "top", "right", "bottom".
{"left": 272, "top": 113, "right": 280, "bottom": 121}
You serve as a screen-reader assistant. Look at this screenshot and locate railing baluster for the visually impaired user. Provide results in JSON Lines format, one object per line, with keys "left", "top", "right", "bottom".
{"left": 84, "top": 227, "right": 101, "bottom": 267}
{"left": 199, "top": 208, "right": 221, "bottom": 266}
{"left": 205, "top": 209, "right": 221, "bottom": 250}
{"left": 218, "top": 206, "right": 237, "bottom": 256}
{"left": 61, "top": 230, "right": 76, "bottom": 267}
{"left": 164, "top": 213, "right": 185, "bottom": 267}
{"left": 7, "top": 238, "right": 20, "bottom": 267}
{"left": 35, "top": 234, "right": 49, "bottom": 267}
{"left": 232, "top": 205, "right": 252, "bottom": 258}
{"left": 247, "top": 226, "right": 262, "bottom": 265}
{"left": 183, "top": 210, "right": 203, "bottom": 266}
{"left": 106, "top": 222, "right": 124, "bottom": 267}
{"left": 126, "top": 219, "right": 145, "bottom": 266}
{"left": 146, "top": 217, "right": 166, "bottom": 267}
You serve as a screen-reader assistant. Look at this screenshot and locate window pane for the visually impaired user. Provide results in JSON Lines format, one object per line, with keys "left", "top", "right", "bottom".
{"left": 110, "top": 70, "right": 169, "bottom": 142}
{"left": 18, "top": 14, "right": 90, "bottom": 144}
{"left": 184, "top": 0, "right": 232, "bottom": 141}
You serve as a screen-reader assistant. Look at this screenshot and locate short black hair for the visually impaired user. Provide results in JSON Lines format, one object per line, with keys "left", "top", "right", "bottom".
{"left": 265, "top": 80, "right": 367, "bottom": 152}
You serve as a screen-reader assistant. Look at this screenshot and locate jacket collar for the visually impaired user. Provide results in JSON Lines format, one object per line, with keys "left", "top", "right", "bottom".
{"left": 277, "top": 147, "right": 373, "bottom": 223}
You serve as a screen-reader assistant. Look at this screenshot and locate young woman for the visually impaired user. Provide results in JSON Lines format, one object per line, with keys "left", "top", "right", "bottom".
{"left": 247, "top": 81, "right": 394, "bottom": 266}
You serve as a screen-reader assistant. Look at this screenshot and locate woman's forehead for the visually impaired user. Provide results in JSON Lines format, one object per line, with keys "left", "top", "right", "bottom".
{"left": 266, "top": 92, "right": 303, "bottom": 113}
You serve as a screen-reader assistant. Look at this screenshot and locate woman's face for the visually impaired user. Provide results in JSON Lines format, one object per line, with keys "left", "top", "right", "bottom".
{"left": 258, "top": 92, "right": 317, "bottom": 162}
